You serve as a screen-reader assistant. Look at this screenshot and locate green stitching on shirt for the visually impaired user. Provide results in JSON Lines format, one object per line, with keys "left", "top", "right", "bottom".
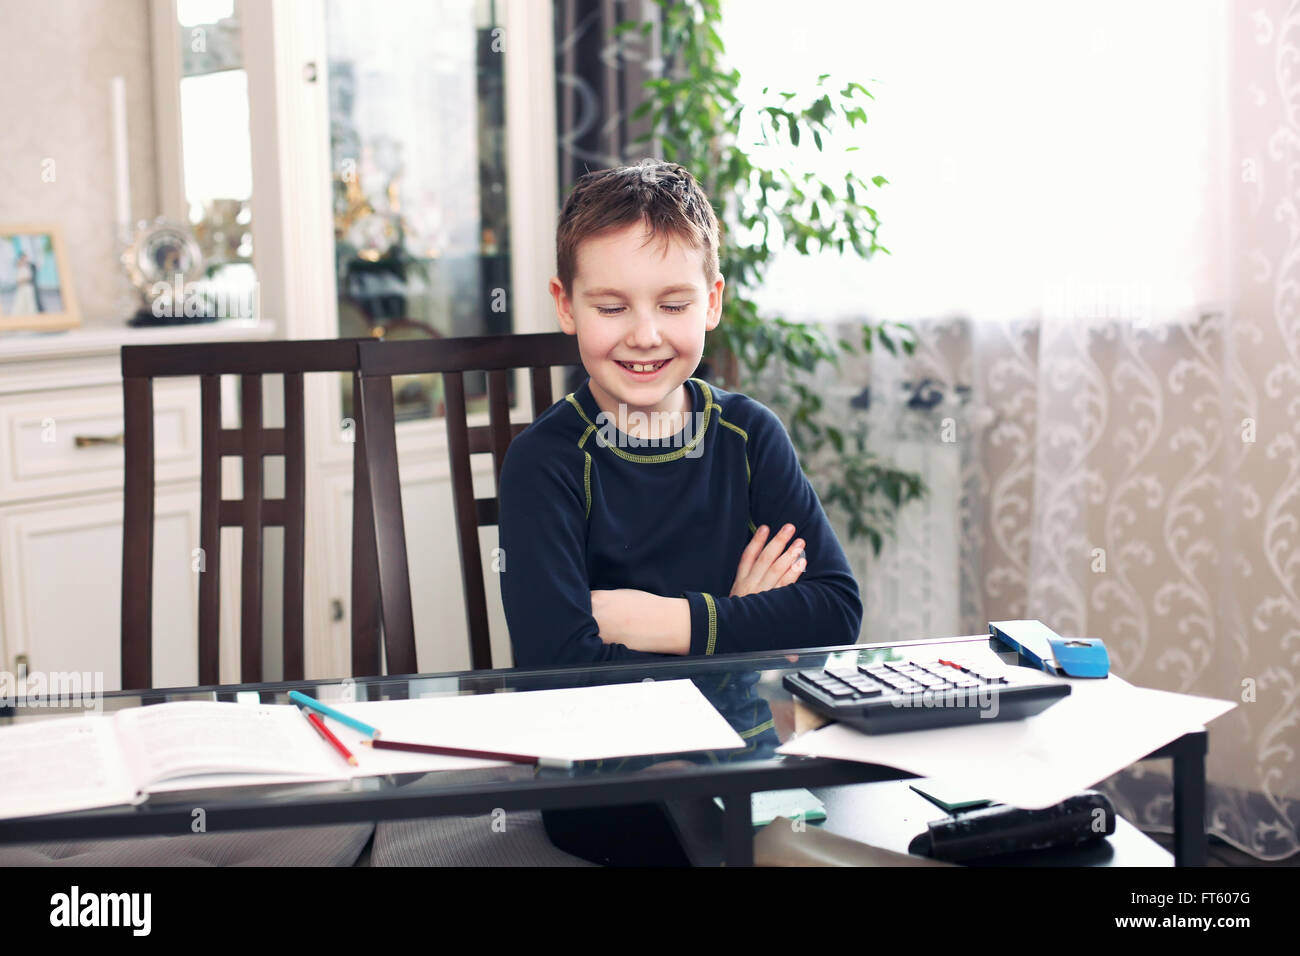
{"left": 564, "top": 379, "right": 716, "bottom": 462}
{"left": 740, "top": 718, "right": 775, "bottom": 739}
{"left": 718, "top": 418, "right": 750, "bottom": 485}
{"left": 703, "top": 592, "right": 717, "bottom": 655}
{"left": 582, "top": 451, "right": 592, "bottom": 519}
{"left": 718, "top": 417, "right": 748, "bottom": 441}
{"left": 717, "top": 413, "right": 755, "bottom": 531}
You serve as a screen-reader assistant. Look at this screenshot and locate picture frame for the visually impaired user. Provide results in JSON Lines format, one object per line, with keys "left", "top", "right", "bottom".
{"left": 0, "top": 225, "right": 81, "bottom": 331}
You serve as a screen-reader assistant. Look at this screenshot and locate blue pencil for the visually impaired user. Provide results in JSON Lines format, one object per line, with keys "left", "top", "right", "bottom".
{"left": 288, "top": 690, "right": 381, "bottom": 738}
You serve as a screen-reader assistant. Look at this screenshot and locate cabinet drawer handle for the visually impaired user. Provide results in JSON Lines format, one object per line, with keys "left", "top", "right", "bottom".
{"left": 73, "top": 433, "right": 125, "bottom": 447}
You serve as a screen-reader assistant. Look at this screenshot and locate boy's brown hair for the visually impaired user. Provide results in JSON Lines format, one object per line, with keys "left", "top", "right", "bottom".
{"left": 555, "top": 160, "right": 720, "bottom": 300}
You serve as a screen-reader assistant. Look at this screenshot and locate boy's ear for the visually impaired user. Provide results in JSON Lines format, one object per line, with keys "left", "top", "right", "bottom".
{"left": 705, "top": 274, "right": 725, "bottom": 332}
{"left": 550, "top": 276, "right": 577, "bottom": 334}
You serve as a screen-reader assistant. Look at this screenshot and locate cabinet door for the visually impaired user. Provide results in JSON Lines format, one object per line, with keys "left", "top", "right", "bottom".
{"left": 0, "top": 487, "right": 213, "bottom": 691}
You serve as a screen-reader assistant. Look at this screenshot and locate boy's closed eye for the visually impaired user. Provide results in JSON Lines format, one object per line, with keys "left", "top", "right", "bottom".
{"left": 595, "top": 303, "right": 691, "bottom": 315}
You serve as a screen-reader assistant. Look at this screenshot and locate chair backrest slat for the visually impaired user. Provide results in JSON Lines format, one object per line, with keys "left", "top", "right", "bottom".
{"left": 474, "top": 498, "right": 499, "bottom": 527}
{"left": 529, "top": 366, "right": 553, "bottom": 417}
{"left": 282, "top": 371, "right": 306, "bottom": 681}
{"left": 121, "top": 376, "right": 155, "bottom": 691}
{"left": 220, "top": 428, "right": 286, "bottom": 456}
{"left": 355, "top": 370, "right": 418, "bottom": 676}
{"left": 441, "top": 370, "right": 492, "bottom": 669}
{"left": 198, "top": 374, "right": 222, "bottom": 685}
{"left": 466, "top": 422, "right": 527, "bottom": 454}
{"left": 349, "top": 370, "right": 381, "bottom": 678}
{"left": 239, "top": 374, "right": 265, "bottom": 683}
{"left": 486, "top": 369, "right": 512, "bottom": 489}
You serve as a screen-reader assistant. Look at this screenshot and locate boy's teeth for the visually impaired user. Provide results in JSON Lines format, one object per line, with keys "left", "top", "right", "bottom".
{"left": 622, "top": 360, "right": 667, "bottom": 372}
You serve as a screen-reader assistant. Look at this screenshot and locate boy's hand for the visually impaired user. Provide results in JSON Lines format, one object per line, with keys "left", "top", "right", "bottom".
{"left": 589, "top": 589, "right": 690, "bottom": 654}
{"left": 730, "top": 524, "right": 806, "bottom": 597}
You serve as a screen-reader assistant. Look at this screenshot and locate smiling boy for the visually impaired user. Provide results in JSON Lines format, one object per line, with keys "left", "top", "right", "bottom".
{"left": 498, "top": 160, "right": 863, "bottom": 667}
{"left": 496, "top": 160, "right": 862, "bottom": 866}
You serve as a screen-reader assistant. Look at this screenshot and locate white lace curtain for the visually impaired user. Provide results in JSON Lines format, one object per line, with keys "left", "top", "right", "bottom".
{"left": 723, "top": 0, "right": 1299, "bottom": 860}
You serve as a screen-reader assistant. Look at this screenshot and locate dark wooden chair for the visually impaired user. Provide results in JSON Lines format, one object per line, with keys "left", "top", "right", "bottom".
{"left": 120, "top": 339, "right": 385, "bottom": 689}
{"left": 354, "top": 332, "right": 582, "bottom": 671}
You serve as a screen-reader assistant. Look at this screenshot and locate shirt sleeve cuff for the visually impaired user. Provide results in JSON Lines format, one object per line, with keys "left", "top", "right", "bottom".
{"left": 681, "top": 590, "right": 719, "bottom": 656}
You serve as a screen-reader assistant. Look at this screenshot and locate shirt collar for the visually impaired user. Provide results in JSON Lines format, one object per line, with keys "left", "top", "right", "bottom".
{"left": 568, "top": 376, "right": 713, "bottom": 460}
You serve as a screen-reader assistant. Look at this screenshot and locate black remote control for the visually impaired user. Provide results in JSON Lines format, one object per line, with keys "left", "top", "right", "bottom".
{"left": 908, "top": 790, "right": 1116, "bottom": 862}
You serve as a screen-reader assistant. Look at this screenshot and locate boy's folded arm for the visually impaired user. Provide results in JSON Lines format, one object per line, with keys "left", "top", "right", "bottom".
{"left": 498, "top": 444, "right": 665, "bottom": 667}
{"left": 679, "top": 398, "right": 863, "bottom": 656}
{"left": 679, "top": 573, "right": 862, "bottom": 656}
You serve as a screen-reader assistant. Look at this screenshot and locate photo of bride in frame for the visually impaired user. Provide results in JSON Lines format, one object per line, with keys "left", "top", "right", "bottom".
{"left": 0, "top": 225, "right": 81, "bottom": 332}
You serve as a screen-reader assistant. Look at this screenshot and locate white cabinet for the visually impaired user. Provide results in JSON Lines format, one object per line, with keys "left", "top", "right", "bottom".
{"left": 0, "top": 322, "right": 269, "bottom": 690}
{"left": 0, "top": 489, "right": 203, "bottom": 691}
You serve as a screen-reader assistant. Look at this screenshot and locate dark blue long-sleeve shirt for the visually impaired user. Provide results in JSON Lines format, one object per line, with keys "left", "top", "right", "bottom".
{"left": 497, "top": 375, "right": 863, "bottom": 667}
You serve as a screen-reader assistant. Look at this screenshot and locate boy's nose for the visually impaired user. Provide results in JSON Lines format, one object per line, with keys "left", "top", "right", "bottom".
{"left": 626, "top": 310, "right": 664, "bottom": 345}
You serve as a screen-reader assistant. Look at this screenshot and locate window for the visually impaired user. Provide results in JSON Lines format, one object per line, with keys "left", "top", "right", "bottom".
{"left": 720, "top": 0, "right": 1226, "bottom": 325}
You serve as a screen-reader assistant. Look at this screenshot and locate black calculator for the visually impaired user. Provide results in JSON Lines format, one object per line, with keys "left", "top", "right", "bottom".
{"left": 782, "top": 655, "right": 1071, "bottom": 734}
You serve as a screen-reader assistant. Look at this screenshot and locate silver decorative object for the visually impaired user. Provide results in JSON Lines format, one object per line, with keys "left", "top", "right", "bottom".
{"left": 121, "top": 217, "right": 209, "bottom": 326}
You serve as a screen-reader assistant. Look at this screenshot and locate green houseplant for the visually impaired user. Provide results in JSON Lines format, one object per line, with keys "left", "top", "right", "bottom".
{"left": 616, "top": 0, "right": 925, "bottom": 554}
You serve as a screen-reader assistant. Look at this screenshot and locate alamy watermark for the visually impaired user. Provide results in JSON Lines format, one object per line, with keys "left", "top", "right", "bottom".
{"left": 890, "top": 683, "right": 1002, "bottom": 719}
{"left": 50, "top": 886, "right": 150, "bottom": 935}
{"left": 148, "top": 273, "right": 259, "bottom": 320}
{"left": 0, "top": 669, "right": 104, "bottom": 713}
{"left": 593, "top": 404, "right": 706, "bottom": 458}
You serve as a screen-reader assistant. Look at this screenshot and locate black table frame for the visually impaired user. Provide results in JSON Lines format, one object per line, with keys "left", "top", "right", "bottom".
{"left": 0, "top": 640, "right": 1210, "bottom": 867}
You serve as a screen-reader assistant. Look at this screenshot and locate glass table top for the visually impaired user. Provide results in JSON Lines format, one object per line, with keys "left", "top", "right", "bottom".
{"left": 2, "top": 635, "right": 1013, "bottom": 823}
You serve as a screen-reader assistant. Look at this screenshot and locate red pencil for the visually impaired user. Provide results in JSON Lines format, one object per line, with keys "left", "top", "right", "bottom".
{"left": 304, "top": 709, "right": 358, "bottom": 766}
{"left": 360, "top": 737, "right": 572, "bottom": 769}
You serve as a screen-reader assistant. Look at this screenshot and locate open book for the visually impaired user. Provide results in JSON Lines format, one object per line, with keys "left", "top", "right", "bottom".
{"left": 1, "top": 679, "right": 747, "bottom": 821}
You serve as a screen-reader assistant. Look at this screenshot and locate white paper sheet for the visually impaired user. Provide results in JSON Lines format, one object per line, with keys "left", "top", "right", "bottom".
{"left": 329, "top": 677, "right": 747, "bottom": 771}
{"left": 776, "top": 673, "right": 1236, "bottom": 809}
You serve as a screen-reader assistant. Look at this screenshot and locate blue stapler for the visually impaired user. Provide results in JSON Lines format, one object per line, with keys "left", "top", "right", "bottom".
{"left": 989, "top": 620, "right": 1109, "bottom": 678}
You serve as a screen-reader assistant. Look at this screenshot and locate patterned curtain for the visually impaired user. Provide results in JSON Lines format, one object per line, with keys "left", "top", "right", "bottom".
{"left": 822, "top": 313, "right": 1295, "bottom": 861}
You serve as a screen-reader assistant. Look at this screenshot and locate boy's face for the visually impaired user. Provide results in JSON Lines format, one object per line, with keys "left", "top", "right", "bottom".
{"left": 550, "top": 219, "right": 724, "bottom": 421}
